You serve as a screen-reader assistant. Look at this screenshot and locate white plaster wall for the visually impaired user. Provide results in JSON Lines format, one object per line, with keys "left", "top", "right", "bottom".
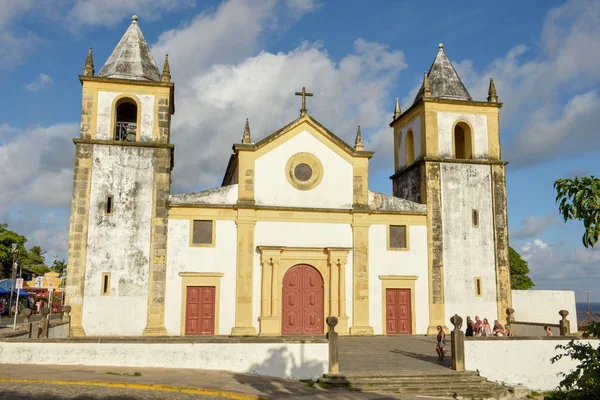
{"left": 96, "top": 91, "right": 155, "bottom": 141}
{"left": 398, "top": 115, "right": 422, "bottom": 168}
{"left": 368, "top": 225, "right": 429, "bottom": 334}
{"left": 82, "top": 145, "right": 153, "bottom": 336}
{"left": 0, "top": 342, "right": 328, "bottom": 380}
{"left": 441, "top": 163, "right": 498, "bottom": 323}
{"left": 465, "top": 339, "right": 599, "bottom": 390}
{"left": 437, "top": 112, "right": 488, "bottom": 158}
{"left": 253, "top": 222, "right": 353, "bottom": 330}
{"left": 254, "top": 130, "right": 353, "bottom": 209}
{"left": 165, "top": 219, "right": 237, "bottom": 335}
{"left": 512, "top": 290, "right": 578, "bottom": 333}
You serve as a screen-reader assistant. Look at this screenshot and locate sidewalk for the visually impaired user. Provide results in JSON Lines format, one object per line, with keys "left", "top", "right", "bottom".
{"left": 0, "top": 364, "right": 415, "bottom": 399}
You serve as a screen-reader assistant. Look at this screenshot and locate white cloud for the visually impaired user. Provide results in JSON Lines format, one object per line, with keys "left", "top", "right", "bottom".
{"left": 150, "top": 1, "right": 405, "bottom": 191}
{"left": 0, "top": 0, "right": 38, "bottom": 69}
{"left": 520, "top": 238, "right": 600, "bottom": 292}
{"left": 453, "top": 0, "right": 600, "bottom": 167}
{"left": 25, "top": 73, "right": 54, "bottom": 92}
{"left": 59, "top": 0, "right": 196, "bottom": 28}
{"left": 511, "top": 214, "right": 559, "bottom": 240}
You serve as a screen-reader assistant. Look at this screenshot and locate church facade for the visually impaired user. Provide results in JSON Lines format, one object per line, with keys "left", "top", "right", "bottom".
{"left": 65, "top": 17, "right": 511, "bottom": 337}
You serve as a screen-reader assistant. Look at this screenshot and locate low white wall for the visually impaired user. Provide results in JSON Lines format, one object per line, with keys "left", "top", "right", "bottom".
{"left": 0, "top": 341, "right": 328, "bottom": 380}
{"left": 512, "top": 290, "right": 578, "bottom": 333}
{"left": 465, "top": 338, "right": 599, "bottom": 390}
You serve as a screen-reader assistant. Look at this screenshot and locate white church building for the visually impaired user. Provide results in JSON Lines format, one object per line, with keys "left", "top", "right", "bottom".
{"left": 66, "top": 17, "right": 516, "bottom": 338}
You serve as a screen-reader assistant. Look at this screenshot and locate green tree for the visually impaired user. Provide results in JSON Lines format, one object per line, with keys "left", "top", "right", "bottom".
{"left": 509, "top": 246, "right": 535, "bottom": 290}
{"left": 0, "top": 223, "right": 27, "bottom": 279}
{"left": 554, "top": 175, "right": 600, "bottom": 248}
{"left": 51, "top": 259, "right": 67, "bottom": 276}
{"left": 20, "top": 245, "right": 49, "bottom": 275}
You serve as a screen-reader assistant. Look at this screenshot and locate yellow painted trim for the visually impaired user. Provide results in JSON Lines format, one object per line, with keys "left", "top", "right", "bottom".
{"left": 82, "top": 80, "right": 172, "bottom": 96}
{"left": 284, "top": 152, "right": 324, "bottom": 191}
{"left": 179, "top": 272, "right": 223, "bottom": 336}
{"left": 451, "top": 120, "right": 475, "bottom": 160}
{"left": 386, "top": 224, "right": 410, "bottom": 251}
{"left": 189, "top": 219, "right": 216, "bottom": 248}
{"left": 379, "top": 275, "right": 418, "bottom": 335}
{"left": 108, "top": 94, "right": 142, "bottom": 142}
{"left": 101, "top": 273, "right": 110, "bottom": 296}
{"left": 486, "top": 109, "right": 501, "bottom": 159}
{"left": 475, "top": 277, "right": 483, "bottom": 297}
{"left": 0, "top": 378, "right": 258, "bottom": 400}
{"left": 169, "top": 206, "right": 427, "bottom": 225}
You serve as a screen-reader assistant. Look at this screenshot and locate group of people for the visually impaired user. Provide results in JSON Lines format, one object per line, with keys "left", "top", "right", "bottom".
{"left": 465, "top": 316, "right": 512, "bottom": 337}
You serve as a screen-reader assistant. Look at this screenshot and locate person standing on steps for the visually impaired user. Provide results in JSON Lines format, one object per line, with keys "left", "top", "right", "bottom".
{"left": 466, "top": 316, "right": 474, "bottom": 337}
{"left": 436, "top": 325, "right": 446, "bottom": 362}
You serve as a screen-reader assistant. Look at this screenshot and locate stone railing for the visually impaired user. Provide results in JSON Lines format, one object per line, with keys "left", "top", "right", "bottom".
{"left": 0, "top": 305, "right": 71, "bottom": 340}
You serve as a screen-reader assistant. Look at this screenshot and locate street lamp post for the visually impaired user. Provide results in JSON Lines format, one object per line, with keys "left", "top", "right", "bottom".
{"left": 8, "top": 244, "right": 17, "bottom": 316}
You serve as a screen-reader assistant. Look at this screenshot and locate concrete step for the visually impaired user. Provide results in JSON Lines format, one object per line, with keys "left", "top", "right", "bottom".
{"left": 321, "top": 376, "right": 490, "bottom": 385}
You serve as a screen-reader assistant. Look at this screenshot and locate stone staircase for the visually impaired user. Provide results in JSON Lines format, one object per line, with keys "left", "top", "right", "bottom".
{"left": 318, "top": 371, "right": 517, "bottom": 399}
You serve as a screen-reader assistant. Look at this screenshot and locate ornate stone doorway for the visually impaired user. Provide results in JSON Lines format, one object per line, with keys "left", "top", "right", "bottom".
{"left": 281, "top": 264, "right": 324, "bottom": 335}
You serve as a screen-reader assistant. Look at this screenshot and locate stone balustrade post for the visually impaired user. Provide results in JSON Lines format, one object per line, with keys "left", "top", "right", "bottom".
{"left": 559, "top": 310, "right": 570, "bottom": 336}
{"left": 20, "top": 309, "right": 33, "bottom": 338}
{"left": 62, "top": 305, "right": 72, "bottom": 323}
{"left": 450, "top": 314, "right": 465, "bottom": 371}
{"left": 39, "top": 307, "right": 50, "bottom": 339}
{"left": 326, "top": 316, "right": 339, "bottom": 374}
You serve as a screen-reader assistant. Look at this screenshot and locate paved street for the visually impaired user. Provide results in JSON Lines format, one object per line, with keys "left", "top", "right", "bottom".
{"left": 339, "top": 335, "right": 453, "bottom": 374}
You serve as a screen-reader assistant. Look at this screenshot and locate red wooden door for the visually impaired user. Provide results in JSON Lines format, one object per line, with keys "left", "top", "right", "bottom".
{"left": 185, "top": 286, "right": 215, "bottom": 335}
{"left": 282, "top": 265, "right": 324, "bottom": 335}
{"left": 386, "top": 289, "right": 411, "bottom": 334}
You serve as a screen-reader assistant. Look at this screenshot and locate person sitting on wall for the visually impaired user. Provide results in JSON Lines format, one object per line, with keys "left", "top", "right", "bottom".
{"left": 493, "top": 320, "right": 505, "bottom": 336}
{"left": 435, "top": 325, "right": 446, "bottom": 362}
{"left": 466, "top": 316, "right": 474, "bottom": 337}
{"left": 481, "top": 318, "right": 492, "bottom": 337}
{"left": 544, "top": 326, "right": 553, "bottom": 336}
{"left": 474, "top": 316, "right": 483, "bottom": 336}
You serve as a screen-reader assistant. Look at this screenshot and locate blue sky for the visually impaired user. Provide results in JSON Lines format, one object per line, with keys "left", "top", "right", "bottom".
{"left": 0, "top": 0, "right": 598, "bottom": 293}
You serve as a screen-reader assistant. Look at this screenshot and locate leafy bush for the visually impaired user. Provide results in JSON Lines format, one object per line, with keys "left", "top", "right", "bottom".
{"left": 546, "top": 320, "right": 600, "bottom": 399}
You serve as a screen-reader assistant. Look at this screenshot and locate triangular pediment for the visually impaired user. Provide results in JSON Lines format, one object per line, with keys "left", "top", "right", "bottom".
{"left": 245, "top": 114, "right": 373, "bottom": 162}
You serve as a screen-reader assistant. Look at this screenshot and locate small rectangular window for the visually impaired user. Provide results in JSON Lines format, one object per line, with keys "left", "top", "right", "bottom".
{"left": 101, "top": 273, "right": 110, "bottom": 296}
{"left": 192, "top": 220, "right": 214, "bottom": 245}
{"left": 475, "top": 277, "right": 482, "bottom": 297}
{"left": 105, "top": 195, "right": 114, "bottom": 215}
{"left": 389, "top": 225, "right": 407, "bottom": 249}
{"left": 472, "top": 209, "right": 479, "bottom": 227}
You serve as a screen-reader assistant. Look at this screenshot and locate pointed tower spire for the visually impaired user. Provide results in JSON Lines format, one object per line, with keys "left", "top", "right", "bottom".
{"left": 393, "top": 98, "right": 401, "bottom": 119}
{"left": 354, "top": 125, "right": 364, "bottom": 151}
{"left": 487, "top": 77, "right": 498, "bottom": 103}
{"left": 423, "top": 72, "right": 432, "bottom": 99}
{"left": 98, "top": 15, "right": 161, "bottom": 81}
{"left": 161, "top": 54, "right": 171, "bottom": 82}
{"left": 242, "top": 118, "right": 252, "bottom": 144}
{"left": 83, "top": 47, "right": 94, "bottom": 76}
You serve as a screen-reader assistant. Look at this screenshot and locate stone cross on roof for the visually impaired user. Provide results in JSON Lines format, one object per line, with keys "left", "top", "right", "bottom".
{"left": 295, "top": 86, "right": 313, "bottom": 116}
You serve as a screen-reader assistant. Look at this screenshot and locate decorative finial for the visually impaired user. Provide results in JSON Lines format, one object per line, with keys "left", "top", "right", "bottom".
{"left": 487, "top": 77, "right": 498, "bottom": 103}
{"left": 161, "top": 54, "right": 171, "bottom": 82}
{"left": 393, "top": 98, "right": 401, "bottom": 119}
{"left": 438, "top": 43, "right": 444, "bottom": 50}
{"left": 295, "top": 86, "right": 314, "bottom": 116}
{"left": 242, "top": 118, "right": 252, "bottom": 144}
{"left": 354, "top": 125, "right": 364, "bottom": 151}
{"left": 423, "top": 72, "right": 432, "bottom": 98}
{"left": 132, "top": 15, "right": 139, "bottom": 23}
{"left": 83, "top": 46, "right": 94, "bottom": 76}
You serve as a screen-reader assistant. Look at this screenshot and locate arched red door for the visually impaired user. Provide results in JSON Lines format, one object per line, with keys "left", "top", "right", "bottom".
{"left": 282, "top": 264, "right": 324, "bottom": 335}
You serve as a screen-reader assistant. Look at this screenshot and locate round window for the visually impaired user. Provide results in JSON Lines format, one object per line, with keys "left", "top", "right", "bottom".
{"left": 294, "top": 163, "right": 313, "bottom": 182}
{"left": 285, "top": 153, "right": 323, "bottom": 191}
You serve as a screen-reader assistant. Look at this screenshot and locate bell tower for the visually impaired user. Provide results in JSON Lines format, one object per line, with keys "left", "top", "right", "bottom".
{"left": 65, "top": 16, "right": 175, "bottom": 336}
{"left": 390, "top": 44, "right": 511, "bottom": 333}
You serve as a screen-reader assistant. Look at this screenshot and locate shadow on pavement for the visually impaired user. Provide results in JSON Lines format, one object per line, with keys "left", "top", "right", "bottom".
{"left": 390, "top": 348, "right": 452, "bottom": 368}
